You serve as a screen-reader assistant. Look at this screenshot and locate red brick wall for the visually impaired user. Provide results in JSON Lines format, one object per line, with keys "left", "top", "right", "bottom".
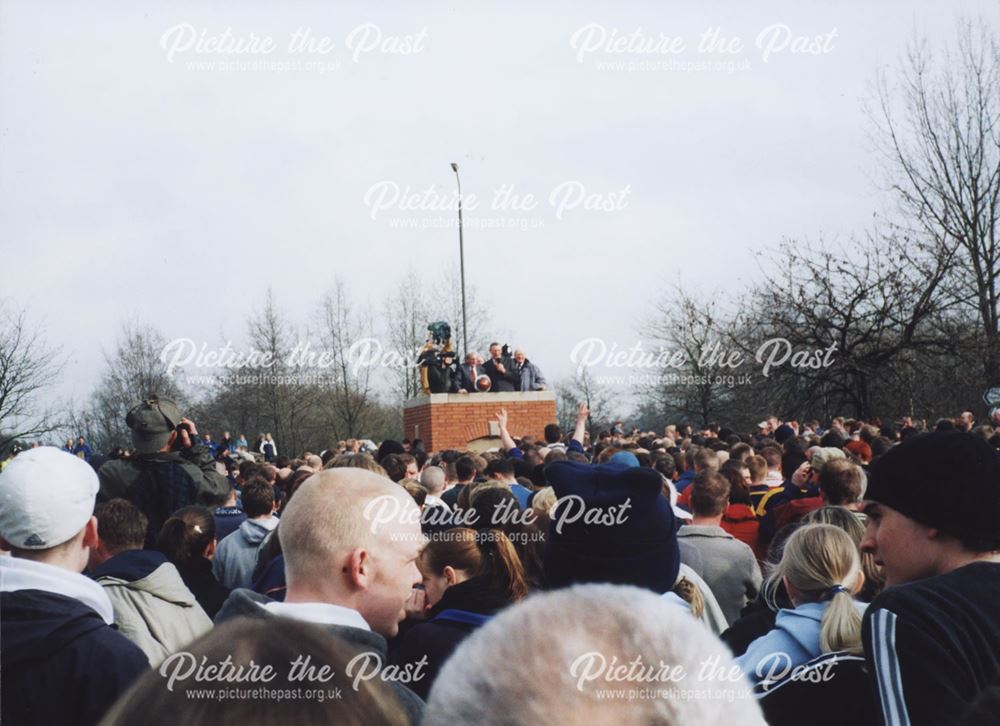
{"left": 403, "top": 392, "right": 558, "bottom": 451}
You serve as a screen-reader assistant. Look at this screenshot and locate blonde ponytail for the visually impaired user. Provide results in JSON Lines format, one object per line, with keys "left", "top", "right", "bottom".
{"left": 820, "top": 587, "right": 864, "bottom": 655}
{"left": 772, "top": 523, "right": 863, "bottom": 655}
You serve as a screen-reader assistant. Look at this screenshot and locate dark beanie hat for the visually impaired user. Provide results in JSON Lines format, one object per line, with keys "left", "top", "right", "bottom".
{"left": 377, "top": 439, "right": 405, "bottom": 462}
{"left": 866, "top": 431, "right": 1000, "bottom": 541}
{"left": 774, "top": 424, "right": 795, "bottom": 444}
{"left": 543, "top": 460, "right": 680, "bottom": 594}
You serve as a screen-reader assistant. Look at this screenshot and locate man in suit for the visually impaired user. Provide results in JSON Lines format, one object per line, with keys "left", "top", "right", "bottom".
{"left": 483, "top": 342, "right": 518, "bottom": 392}
{"left": 456, "top": 352, "right": 487, "bottom": 393}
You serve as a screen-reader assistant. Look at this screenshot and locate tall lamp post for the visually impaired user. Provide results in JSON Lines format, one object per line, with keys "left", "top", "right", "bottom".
{"left": 450, "top": 162, "right": 469, "bottom": 355}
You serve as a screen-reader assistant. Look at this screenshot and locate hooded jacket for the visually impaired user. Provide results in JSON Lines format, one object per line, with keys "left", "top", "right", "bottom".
{"left": 215, "top": 588, "right": 425, "bottom": 724}
{"left": 92, "top": 549, "right": 213, "bottom": 666}
{"left": 391, "top": 576, "right": 511, "bottom": 700}
{"left": 212, "top": 516, "right": 278, "bottom": 590}
{"left": 1, "top": 556, "right": 148, "bottom": 726}
{"left": 737, "top": 600, "right": 868, "bottom": 685}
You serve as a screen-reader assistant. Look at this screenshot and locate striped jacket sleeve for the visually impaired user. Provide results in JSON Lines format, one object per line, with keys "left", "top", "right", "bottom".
{"left": 863, "top": 605, "right": 964, "bottom": 726}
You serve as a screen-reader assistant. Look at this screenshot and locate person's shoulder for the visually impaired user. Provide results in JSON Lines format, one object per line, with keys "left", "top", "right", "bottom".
{"left": 867, "top": 564, "right": 999, "bottom": 622}
{"left": 80, "top": 617, "right": 149, "bottom": 664}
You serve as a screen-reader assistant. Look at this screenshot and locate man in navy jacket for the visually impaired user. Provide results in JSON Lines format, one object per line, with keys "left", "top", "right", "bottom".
{"left": 0, "top": 447, "right": 148, "bottom": 726}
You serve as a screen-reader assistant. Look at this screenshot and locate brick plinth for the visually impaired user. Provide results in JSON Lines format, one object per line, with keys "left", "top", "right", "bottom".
{"left": 402, "top": 392, "right": 558, "bottom": 452}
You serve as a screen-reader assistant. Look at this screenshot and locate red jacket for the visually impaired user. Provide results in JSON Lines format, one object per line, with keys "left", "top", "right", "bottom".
{"left": 772, "top": 496, "right": 824, "bottom": 532}
{"left": 721, "top": 503, "right": 760, "bottom": 554}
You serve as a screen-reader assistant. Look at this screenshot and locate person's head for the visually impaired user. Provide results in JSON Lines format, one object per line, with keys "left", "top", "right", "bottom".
{"left": 242, "top": 478, "right": 275, "bottom": 519}
{"left": 91, "top": 498, "right": 147, "bottom": 566}
{"left": 418, "top": 528, "right": 528, "bottom": 610}
{"left": 718, "top": 465, "right": 752, "bottom": 506}
{"left": 513, "top": 348, "right": 526, "bottom": 364}
{"left": 104, "top": 618, "right": 409, "bottom": 725}
{"left": 729, "top": 442, "right": 752, "bottom": 464}
{"left": 761, "top": 446, "right": 782, "bottom": 471}
{"left": 327, "top": 452, "right": 388, "bottom": 477}
{"left": 746, "top": 454, "right": 768, "bottom": 485}
{"left": 77, "top": 435, "right": 85, "bottom": 445}
{"left": 485, "top": 457, "right": 516, "bottom": 482}
{"left": 156, "top": 506, "right": 217, "bottom": 565}
{"left": 692, "top": 446, "right": 718, "bottom": 474}
{"left": 818, "top": 459, "right": 864, "bottom": 507}
{"left": 419, "top": 465, "right": 447, "bottom": 497}
{"left": 454, "top": 455, "right": 477, "bottom": 483}
{"left": 689, "top": 471, "right": 730, "bottom": 519}
{"left": 769, "top": 523, "right": 864, "bottom": 654}
{"left": 489, "top": 342, "right": 502, "bottom": 360}
{"left": 544, "top": 460, "right": 680, "bottom": 593}
{"left": 861, "top": 431, "right": 1000, "bottom": 586}
{"left": 958, "top": 410, "right": 976, "bottom": 432}
{"left": 465, "top": 352, "right": 477, "bottom": 365}
{"left": 278, "top": 468, "right": 425, "bottom": 637}
{"left": 381, "top": 453, "right": 417, "bottom": 483}
{"left": 422, "top": 584, "right": 763, "bottom": 725}
{"left": 0, "top": 447, "right": 100, "bottom": 573}
{"left": 652, "top": 453, "right": 676, "bottom": 481}
{"left": 398, "top": 479, "right": 427, "bottom": 509}
{"left": 543, "top": 423, "right": 562, "bottom": 445}
{"left": 844, "top": 440, "right": 873, "bottom": 465}
{"left": 802, "top": 506, "right": 885, "bottom": 602}
{"left": 125, "top": 396, "right": 185, "bottom": 454}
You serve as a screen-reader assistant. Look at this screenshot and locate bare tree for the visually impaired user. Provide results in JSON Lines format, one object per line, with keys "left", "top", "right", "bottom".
{"left": 0, "top": 302, "right": 64, "bottom": 451}
{"left": 383, "top": 272, "right": 432, "bottom": 402}
{"left": 872, "top": 20, "right": 1000, "bottom": 386}
{"left": 318, "top": 279, "right": 378, "bottom": 440}
{"left": 738, "top": 236, "right": 954, "bottom": 420}
{"left": 82, "top": 320, "right": 184, "bottom": 451}
{"left": 244, "top": 289, "right": 318, "bottom": 455}
{"left": 433, "top": 266, "right": 492, "bottom": 358}
{"left": 645, "top": 284, "right": 740, "bottom": 427}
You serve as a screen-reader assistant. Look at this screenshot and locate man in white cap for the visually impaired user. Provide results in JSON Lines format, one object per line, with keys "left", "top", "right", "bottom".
{"left": 0, "top": 447, "right": 148, "bottom": 726}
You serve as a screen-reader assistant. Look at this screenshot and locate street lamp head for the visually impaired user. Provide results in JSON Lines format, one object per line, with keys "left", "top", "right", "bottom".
{"left": 450, "top": 162, "right": 459, "bottom": 172}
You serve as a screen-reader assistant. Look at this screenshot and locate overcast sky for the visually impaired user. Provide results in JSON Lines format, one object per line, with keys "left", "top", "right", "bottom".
{"left": 2, "top": 0, "right": 997, "bottom": 413}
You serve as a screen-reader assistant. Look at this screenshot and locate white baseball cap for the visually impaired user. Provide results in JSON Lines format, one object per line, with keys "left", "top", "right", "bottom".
{"left": 0, "top": 446, "right": 99, "bottom": 549}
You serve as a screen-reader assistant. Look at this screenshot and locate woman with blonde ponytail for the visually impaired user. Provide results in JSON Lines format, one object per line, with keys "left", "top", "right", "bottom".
{"left": 736, "top": 524, "right": 867, "bottom": 685}
{"left": 391, "top": 528, "right": 529, "bottom": 699}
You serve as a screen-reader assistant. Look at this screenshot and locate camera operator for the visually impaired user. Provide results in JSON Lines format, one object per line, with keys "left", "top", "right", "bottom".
{"left": 483, "top": 342, "right": 519, "bottom": 392}
{"left": 421, "top": 348, "right": 460, "bottom": 394}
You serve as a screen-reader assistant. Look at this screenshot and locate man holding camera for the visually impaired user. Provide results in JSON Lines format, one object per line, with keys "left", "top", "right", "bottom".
{"left": 483, "top": 342, "right": 519, "bottom": 392}
{"left": 97, "top": 397, "right": 231, "bottom": 547}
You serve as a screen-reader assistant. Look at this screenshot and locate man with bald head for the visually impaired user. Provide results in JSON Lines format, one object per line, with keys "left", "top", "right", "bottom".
{"left": 511, "top": 347, "right": 547, "bottom": 391}
{"left": 215, "top": 467, "right": 426, "bottom": 721}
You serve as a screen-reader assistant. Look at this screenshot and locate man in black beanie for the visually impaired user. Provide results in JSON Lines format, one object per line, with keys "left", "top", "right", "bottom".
{"left": 860, "top": 431, "right": 1000, "bottom": 726}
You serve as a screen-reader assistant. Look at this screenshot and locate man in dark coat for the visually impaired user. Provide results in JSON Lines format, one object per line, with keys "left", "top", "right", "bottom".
{"left": 0, "top": 447, "right": 148, "bottom": 726}
{"left": 98, "top": 396, "right": 230, "bottom": 546}
{"left": 483, "top": 342, "right": 518, "bottom": 392}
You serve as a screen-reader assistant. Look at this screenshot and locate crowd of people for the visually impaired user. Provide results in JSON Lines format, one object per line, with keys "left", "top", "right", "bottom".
{"left": 2, "top": 396, "right": 1000, "bottom": 725}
